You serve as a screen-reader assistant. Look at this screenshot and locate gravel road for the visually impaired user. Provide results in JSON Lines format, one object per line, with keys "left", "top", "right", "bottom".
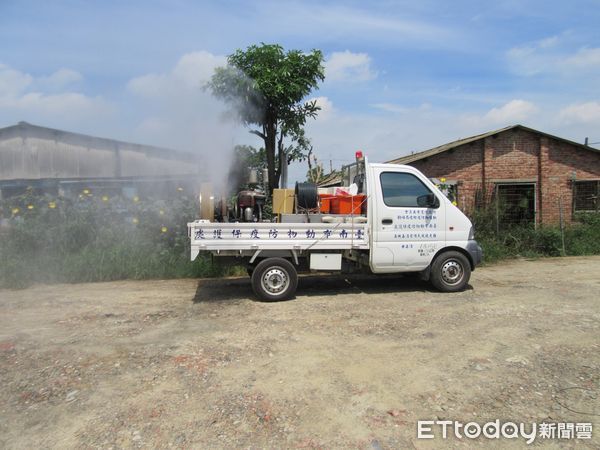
{"left": 1, "top": 256, "right": 599, "bottom": 449}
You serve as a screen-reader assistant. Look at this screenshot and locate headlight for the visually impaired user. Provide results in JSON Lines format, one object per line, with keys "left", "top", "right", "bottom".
{"left": 468, "top": 226, "right": 475, "bottom": 240}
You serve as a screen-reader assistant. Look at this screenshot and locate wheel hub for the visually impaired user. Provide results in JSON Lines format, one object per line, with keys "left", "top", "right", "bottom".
{"left": 262, "top": 268, "right": 289, "bottom": 295}
{"left": 441, "top": 260, "right": 463, "bottom": 285}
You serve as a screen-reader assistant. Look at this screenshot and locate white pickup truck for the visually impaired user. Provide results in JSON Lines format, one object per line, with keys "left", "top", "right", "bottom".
{"left": 189, "top": 156, "right": 482, "bottom": 300}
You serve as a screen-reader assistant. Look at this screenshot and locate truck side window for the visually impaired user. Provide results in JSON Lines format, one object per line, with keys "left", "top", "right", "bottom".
{"left": 380, "top": 172, "right": 435, "bottom": 207}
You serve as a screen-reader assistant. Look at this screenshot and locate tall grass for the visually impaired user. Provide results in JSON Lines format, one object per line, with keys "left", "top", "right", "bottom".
{"left": 470, "top": 203, "right": 600, "bottom": 263}
{"left": 2, "top": 189, "right": 599, "bottom": 289}
{"left": 0, "top": 189, "right": 235, "bottom": 289}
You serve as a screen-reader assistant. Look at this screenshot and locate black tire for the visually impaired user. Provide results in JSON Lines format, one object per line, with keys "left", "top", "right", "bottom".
{"left": 429, "top": 251, "right": 471, "bottom": 292}
{"left": 251, "top": 258, "right": 298, "bottom": 301}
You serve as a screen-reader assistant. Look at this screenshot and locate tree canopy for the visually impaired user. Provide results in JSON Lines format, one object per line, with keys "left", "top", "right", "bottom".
{"left": 208, "top": 43, "right": 324, "bottom": 193}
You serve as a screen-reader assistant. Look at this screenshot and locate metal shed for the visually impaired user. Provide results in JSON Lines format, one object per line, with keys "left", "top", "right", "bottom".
{"left": 0, "top": 122, "right": 203, "bottom": 199}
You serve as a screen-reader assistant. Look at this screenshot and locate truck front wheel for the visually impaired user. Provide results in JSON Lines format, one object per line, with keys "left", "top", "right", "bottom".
{"left": 430, "top": 251, "right": 471, "bottom": 292}
{"left": 251, "top": 258, "right": 298, "bottom": 301}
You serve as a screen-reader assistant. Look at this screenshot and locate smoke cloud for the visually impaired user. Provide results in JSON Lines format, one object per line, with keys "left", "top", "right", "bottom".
{"left": 126, "top": 51, "right": 249, "bottom": 194}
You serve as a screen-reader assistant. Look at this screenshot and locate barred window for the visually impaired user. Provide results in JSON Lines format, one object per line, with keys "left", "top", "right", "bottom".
{"left": 496, "top": 183, "right": 536, "bottom": 226}
{"left": 574, "top": 181, "right": 599, "bottom": 212}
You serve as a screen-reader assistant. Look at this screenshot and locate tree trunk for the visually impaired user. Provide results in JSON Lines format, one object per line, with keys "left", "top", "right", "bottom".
{"left": 264, "top": 119, "right": 278, "bottom": 194}
{"left": 275, "top": 130, "right": 285, "bottom": 190}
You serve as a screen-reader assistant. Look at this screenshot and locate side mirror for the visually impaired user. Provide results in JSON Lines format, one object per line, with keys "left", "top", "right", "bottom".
{"left": 417, "top": 193, "right": 439, "bottom": 208}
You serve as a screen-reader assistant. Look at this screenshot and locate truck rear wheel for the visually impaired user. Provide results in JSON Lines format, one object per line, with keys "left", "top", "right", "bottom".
{"left": 430, "top": 251, "right": 471, "bottom": 292}
{"left": 251, "top": 258, "right": 298, "bottom": 301}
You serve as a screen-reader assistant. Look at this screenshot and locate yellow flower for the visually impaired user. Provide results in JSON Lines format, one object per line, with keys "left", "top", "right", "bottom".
{"left": 83, "top": 189, "right": 90, "bottom": 194}
{"left": 452, "top": 201, "right": 457, "bottom": 206}
{"left": 440, "top": 177, "right": 446, "bottom": 183}
{"left": 132, "top": 217, "right": 139, "bottom": 224}
{"left": 161, "top": 226, "right": 168, "bottom": 233}
{"left": 48, "top": 202, "right": 56, "bottom": 209}
{"left": 133, "top": 196, "right": 140, "bottom": 203}
{"left": 27, "top": 204, "right": 34, "bottom": 210}
{"left": 102, "top": 196, "right": 109, "bottom": 202}
{"left": 159, "top": 210, "right": 165, "bottom": 216}
{"left": 11, "top": 207, "right": 20, "bottom": 215}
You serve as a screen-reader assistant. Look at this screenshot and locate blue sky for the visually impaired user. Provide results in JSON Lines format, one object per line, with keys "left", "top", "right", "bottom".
{"left": 1, "top": 0, "right": 599, "bottom": 182}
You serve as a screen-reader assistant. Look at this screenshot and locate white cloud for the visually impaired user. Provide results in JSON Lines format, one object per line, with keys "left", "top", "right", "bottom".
{"left": 2, "top": 92, "right": 110, "bottom": 117}
{"left": 483, "top": 100, "right": 538, "bottom": 124}
{"left": 370, "top": 102, "right": 433, "bottom": 114}
{"left": 253, "top": 1, "right": 460, "bottom": 50}
{"left": 37, "top": 68, "right": 83, "bottom": 91}
{"left": 325, "top": 51, "right": 376, "bottom": 82}
{"left": 0, "top": 63, "right": 111, "bottom": 127}
{"left": 128, "top": 51, "right": 226, "bottom": 98}
{"left": 538, "top": 35, "right": 559, "bottom": 49}
{"left": 172, "top": 51, "right": 226, "bottom": 86}
{"left": 565, "top": 47, "right": 600, "bottom": 69}
{"left": 127, "top": 73, "right": 168, "bottom": 98}
{"left": 559, "top": 101, "right": 600, "bottom": 124}
{"left": 371, "top": 103, "right": 407, "bottom": 114}
{"left": 308, "top": 96, "right": 334, "bottom": 120}
{"left": 0, "top": 64, "right": 33, "bottom": 98}
{"left": 507, "top": 35, "right": 600, "bottom": 77}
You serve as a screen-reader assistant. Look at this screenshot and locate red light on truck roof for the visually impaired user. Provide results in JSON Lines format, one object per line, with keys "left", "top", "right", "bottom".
{"left": 355, "top": 150, "right": 364, "bottom": 160}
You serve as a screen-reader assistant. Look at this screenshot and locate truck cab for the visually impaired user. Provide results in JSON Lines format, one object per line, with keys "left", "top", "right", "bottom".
{"left": 367, "top": 162, "right": 479, "bottom": 271}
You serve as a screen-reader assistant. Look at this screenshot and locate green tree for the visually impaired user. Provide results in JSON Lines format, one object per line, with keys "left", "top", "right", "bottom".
{"left": 208, "top": 43, "right": 325, "bottom": 193}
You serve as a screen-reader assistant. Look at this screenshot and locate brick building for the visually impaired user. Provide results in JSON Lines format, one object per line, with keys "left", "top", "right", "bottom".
{"left": 389, "top": 125, "right": 600, "bottom": 226}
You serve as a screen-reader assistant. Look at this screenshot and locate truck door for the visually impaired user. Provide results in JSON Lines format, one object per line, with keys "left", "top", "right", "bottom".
{"left": 370, "top": 167, "right": 445, "bottom": 273}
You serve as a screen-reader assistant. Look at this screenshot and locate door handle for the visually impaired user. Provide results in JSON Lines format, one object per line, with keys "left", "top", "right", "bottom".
{"left": 382, "top": 219, "right": 393, "bottom": 225}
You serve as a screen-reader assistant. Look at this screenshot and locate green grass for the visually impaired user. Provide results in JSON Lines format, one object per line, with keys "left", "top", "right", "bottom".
{"left": 0, "top": 190, "right": 237, "bottom": 289}
{"left": 2, "top": 190, "right": 599, "bottom": 288}
{"left": 472, "top": 208, "right": 600, "bottom": 264}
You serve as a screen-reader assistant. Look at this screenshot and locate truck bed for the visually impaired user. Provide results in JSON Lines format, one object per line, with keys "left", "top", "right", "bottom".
{"left": 188, "top": 220, "right": 369, "bottom": 259}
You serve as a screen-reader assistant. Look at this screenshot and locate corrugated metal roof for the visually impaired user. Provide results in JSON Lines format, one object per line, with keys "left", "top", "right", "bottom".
{"left": 0, "top": 122, "right": 202, "bottom": 181}
{"left": 0, "top": 121, "right": 196, "bottom": 162}
{"left": 387, "top": 124, "right": 599, "bottom": 165}
{"left": 317, "top": 171, "right": 342, "bottom": 187}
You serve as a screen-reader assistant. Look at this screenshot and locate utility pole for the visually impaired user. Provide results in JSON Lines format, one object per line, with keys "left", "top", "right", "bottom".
{"left": 584, "top": 137, "right": 600, "bottom": 146}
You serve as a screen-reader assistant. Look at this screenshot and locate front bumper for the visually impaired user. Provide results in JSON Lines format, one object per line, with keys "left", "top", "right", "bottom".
{"left": 466, "top": 240, "right": 483, "bottom": 268}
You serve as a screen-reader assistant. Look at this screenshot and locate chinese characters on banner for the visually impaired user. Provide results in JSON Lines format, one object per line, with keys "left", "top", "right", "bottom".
{"left": 194, "top": 227, "right": 365, "bottom": 241}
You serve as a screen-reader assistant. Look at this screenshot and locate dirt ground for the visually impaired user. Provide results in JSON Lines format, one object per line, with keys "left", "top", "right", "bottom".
{"left": 0, "top": 256, "right": 599, "bottom": 449}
